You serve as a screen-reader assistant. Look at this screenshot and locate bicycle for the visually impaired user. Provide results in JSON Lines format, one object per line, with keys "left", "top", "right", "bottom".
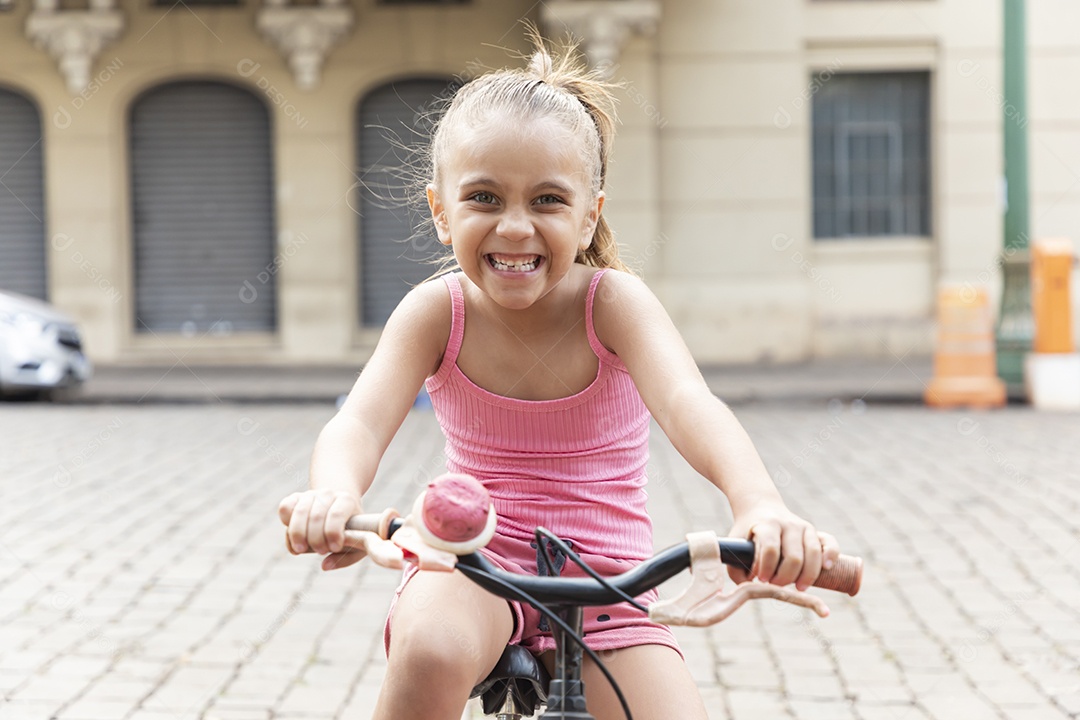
{"left": 331, "top": 475, "right": 863, "bottom": 720}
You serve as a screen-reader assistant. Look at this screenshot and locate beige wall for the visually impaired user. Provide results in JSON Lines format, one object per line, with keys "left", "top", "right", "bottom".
{"left": 2, "top": 0, "right": 1077, "bottom": 366}
{"left": 655, "top": 0, "right": 1005, "bottom": 363}
{"left": 1, "top": 0, "right": 537, "bottom": 365}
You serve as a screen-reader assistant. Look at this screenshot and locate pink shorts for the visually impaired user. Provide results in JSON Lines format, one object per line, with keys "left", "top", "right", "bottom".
{"left": 383, "top": 534, "right": 680, "bottom": 658}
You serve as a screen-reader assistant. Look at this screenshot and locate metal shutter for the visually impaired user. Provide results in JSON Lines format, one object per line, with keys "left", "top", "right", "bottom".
{"left": 0, "top": 90, "right": 46, "bottom": 300}
{"left": 131, "top": 81, "right": 276, "bottom": 334}
{"left": 356, "top": 79, "right": 455, "bottom": 327}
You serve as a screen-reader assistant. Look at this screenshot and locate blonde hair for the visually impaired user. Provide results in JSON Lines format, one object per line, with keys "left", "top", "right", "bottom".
{"left": 427, "top": 31, "right": 631, "bottom": 274}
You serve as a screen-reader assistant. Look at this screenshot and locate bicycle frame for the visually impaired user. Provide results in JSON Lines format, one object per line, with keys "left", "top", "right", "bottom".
{"left": 545, "top": 606, "right": 592, "bottom": 719}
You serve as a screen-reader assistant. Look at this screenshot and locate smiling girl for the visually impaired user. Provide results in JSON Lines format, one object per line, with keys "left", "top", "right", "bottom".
{"left": 279, "top": 34, "right": 840, "bottom": 720}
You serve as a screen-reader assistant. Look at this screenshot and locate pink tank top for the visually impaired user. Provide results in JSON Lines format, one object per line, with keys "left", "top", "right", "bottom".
{"left": 425, "top": 270, "right": 653, "bottom": 560}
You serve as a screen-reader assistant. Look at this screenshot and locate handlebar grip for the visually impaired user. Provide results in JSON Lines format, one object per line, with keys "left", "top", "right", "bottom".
{"left": 345, "top": 509, "right": 400, "bottom": 539}
{"left": 721, "top": 539, "right": 863, "bottom": 597}
{"left": 813, "top": 554, "right": 862, "bottom": 596}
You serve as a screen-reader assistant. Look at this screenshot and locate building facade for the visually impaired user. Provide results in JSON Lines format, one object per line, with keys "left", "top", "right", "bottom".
{"left": 1, "top": 0, "right": 1078, "bottom": 366}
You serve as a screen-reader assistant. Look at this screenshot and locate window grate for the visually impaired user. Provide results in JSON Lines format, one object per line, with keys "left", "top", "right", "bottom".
{"left": 812, "top": 72, "right": 930, "bottom": 239}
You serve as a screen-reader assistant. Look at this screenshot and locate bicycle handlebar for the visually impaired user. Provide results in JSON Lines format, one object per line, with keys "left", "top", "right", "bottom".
{"left": 346, "top": 512, "right": 863, "bottom": 600}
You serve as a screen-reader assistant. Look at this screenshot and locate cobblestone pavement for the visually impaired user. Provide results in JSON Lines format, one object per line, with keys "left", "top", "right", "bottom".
{"left": 0, "top": 401, "right": 1077, "bottom": 720}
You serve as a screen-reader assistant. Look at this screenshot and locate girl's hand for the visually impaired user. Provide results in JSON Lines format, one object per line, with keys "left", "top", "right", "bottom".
{"left": 728, "top": 503, "right": 841, "bottom": 591}
{"left": 278, "top": 489, "right": 365, "bottom": 571}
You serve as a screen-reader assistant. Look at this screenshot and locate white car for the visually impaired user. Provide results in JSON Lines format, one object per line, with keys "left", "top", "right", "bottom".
{"left": 0, "top": 290, "right": 92, "bottom": 398}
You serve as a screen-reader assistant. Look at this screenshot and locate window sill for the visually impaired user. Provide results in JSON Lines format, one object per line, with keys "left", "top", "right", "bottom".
{"left": 813, "top": 236, "right": 933, "bottom": 262}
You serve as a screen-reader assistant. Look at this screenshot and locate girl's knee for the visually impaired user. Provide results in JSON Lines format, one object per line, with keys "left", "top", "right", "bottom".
{"left": 390, "top": 573, "right": 514, "bottom": 675}
{"left": 388, "top": 611, "right": 490, "bottom": 679}
{"left": 583, "top": 644, "right": 707, "bottom": 720}
{"left": 377, "top": 612, "right": 495, "bottom": 719}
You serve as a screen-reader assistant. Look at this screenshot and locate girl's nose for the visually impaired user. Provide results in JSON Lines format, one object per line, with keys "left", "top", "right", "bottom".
{"left": 496, "top": 207, "right": 533, "bottom": 242}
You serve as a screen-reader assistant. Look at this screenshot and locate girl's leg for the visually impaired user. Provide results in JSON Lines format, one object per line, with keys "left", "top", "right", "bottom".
{"left": 580, "top": 644, "right": 709, "bottom": 720}
{"left": 373, "top": 569, "right": 515, "bottom": 720}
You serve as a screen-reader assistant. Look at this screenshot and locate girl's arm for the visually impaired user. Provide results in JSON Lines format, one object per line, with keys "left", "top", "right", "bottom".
{"left": 280, "top": 280, "right": 450, "bottom": 570}
{"left": 593, "top": 271, "right": 839, "bottom": 591}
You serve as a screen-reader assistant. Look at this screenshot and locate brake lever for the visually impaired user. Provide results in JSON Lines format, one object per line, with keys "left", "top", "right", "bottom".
{"left": 390, "top": 524, "right": 459, "bottom": 572}
{"left": 649, "top": 531, "right": 829, "bottom": 627}
{"left": 344, "top": 507, "right": 459, "bottom": 572}
{"left": 339, "top": 529, "right": 406, "bottom": 570}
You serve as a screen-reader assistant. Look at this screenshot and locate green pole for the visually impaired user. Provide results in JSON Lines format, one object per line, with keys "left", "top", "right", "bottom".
{"left": 997, "top": 0, "right": 1033, "bottom": 390}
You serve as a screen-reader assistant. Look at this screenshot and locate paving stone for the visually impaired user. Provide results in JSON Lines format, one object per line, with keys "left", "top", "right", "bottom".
{"left": 79, "top": 677, "right": 159, "bottom": 702}
{"left": 784, "top": 672, "right": 847, "bottom": 701}
{"left": 338, "top": 679, "right": 383, "bottom": 719}
{"left": 275, "top": 681, "right": 351, "bottom": 715}
{"left": 919, "top": 692, "right": 1000, "bottom": 720}
{"left": 7, "top": 673, "right": 90, "bottom": 704}
{"left": 202, "top": 709, "right": 272, "bottom": 720}
{"left": 2, "top": 404, "right": 1077, "bottom": 719}
{"left": 726, "top": 689, "right": 791, "bottom": 718}
{"left": 54, "top": 698, "right": 135, "bottom": 720}
{"left": 847, "top": 681, "right": 913, "bottom": 704}
{"left": 698, "top": 685, "right": 730, "bottom": 719}
{"left": 1006, "top": 708, "right": 1073, "bottom": 720}
{"left": 140, "top": 665, "right": 232, "bottom": 712}
{"left": 851, "top": 705, "right": 928, "bottom": 720}
{"left": 0, "top": 700, "right": 63, "bottom": 720}
{"left": 788, "top": 698, "right": 859, "bottom": 720}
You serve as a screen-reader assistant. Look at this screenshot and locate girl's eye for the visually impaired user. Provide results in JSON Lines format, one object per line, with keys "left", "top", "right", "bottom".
{"left": 470, "top": 192, "right": 497, "bottom": 204}
{"left": 536, "top": 195, "right": 564, "bottom": 205}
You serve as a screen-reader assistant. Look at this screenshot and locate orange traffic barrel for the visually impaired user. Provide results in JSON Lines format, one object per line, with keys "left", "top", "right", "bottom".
{"left": 924, "top": 285, "right": 1006, "bottom": 409}
{"left": 1032, "top": 237, "right": 1075, "bottom": 354}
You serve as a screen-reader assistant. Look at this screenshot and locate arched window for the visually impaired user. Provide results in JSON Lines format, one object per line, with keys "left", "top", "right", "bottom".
{"left": 0, "top": 89, "right": 46, "bottom": 299}
{"left": 355, "top": 78, "right": 456, "bottom": 327}
{"left": 130, "top": 81, "right": 276, "bottom": 334}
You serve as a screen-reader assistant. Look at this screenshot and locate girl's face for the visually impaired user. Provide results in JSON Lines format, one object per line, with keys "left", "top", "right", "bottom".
{"left": 427, "top": 114, "right": 604, "bottom": 312}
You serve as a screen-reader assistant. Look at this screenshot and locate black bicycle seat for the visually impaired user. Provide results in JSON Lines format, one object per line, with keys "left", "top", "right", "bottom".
{"left": 470, "top": 644, "right": 551, "bottom": 716}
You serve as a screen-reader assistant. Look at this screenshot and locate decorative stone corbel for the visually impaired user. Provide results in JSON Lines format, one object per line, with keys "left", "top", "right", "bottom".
{"left": 25, "top": 0, "right": 124, "bottom": 96}
{"left": 540, "top": 0, "right": 660, "bottom": 78}
{"left": 256, "top": 0, "right": 353, "bottom": 91}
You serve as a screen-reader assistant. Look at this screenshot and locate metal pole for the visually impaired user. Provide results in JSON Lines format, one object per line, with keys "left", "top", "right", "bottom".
{"left": 997, "top": 0, "right": 1033, "bottom": 389}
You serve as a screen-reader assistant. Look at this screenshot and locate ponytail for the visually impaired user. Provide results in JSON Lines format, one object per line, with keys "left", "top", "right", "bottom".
{"left": 519, "top": 31, "right": 632, "bottom": 272}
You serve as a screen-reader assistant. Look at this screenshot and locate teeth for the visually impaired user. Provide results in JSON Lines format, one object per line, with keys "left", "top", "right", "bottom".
{"left": 488, "top": 255, "right": 539, "bottom": 273}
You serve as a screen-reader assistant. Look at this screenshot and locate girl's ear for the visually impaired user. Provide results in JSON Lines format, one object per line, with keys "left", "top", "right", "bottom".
{"left": 427, "top": 184, "right": 452, "bottom": 246}
{"left": 580, "top": 191, "right": 605, "bottom": 251}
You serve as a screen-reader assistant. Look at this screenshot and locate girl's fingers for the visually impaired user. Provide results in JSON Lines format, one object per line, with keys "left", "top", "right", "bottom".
{"left": 818, "top": 531, "right": 841, "bottom": 570}
{"left": 305, "top": 492, "right": 334, "bottom": 555}
{"left": 773, "top": 522, "right": 806, "bottom": 587}
{"left": 795, "top": 525, "right": 823, "bottom": 591}
{"left": 287, "top": 492, "right": 316, "bottom": 554}
{"left": 749, "top": 523, "right": 782, "bottom": 583}
{"left": 323, "top": 495, "right": 357, "bottom": 554}
{"left": 728, "top": 564, "right": 751, "bottom": 584}
{"left": 321, "top": 550, "right": 366, "bottom": 572}
{"left": 281, "top": 490, "right": 362, "bottom": 557}
{"left": 727, "top": 545, "right": 752, "bottom": 583}
{"left": 738, "top": 516, "right": 842, "bottom": 589}
{"left": 278, "top": 493, "right": 300, "bottom": 526}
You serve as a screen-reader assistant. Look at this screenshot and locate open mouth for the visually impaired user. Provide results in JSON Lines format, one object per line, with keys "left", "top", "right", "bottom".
{"left": 485, "top": 254, "right": 542, "bottom": 273}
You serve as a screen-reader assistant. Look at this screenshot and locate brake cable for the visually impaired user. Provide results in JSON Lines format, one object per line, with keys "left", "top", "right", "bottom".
{"left": 534, "top": 528, "right": 649, "bottom": 615}
{"left": 456, "top": 564, "right": 635, "bottom": 720}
